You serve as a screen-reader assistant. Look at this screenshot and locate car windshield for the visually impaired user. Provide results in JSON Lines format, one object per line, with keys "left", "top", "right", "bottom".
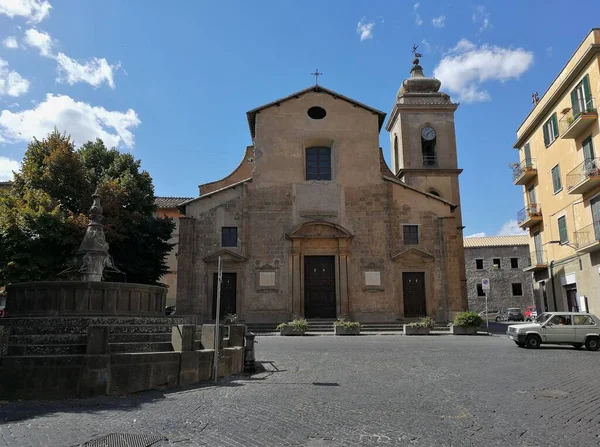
{"left": 535, "top": 313, "right": 551, "bottom": 323}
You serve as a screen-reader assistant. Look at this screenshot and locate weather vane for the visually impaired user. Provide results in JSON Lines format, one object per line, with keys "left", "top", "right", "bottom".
{"left": 311, "top": 69, "right": 323, "bottom": 86}
{"left": 412, "top": 44, "right": 423, "bottom": 59}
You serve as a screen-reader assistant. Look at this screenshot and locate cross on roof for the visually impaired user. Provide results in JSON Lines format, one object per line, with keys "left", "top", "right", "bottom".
{"left": 311, "top": 69, "right": 323, "bottom": 85}
{"left": 412, "top": 44, "right": 423, "bottom": 59}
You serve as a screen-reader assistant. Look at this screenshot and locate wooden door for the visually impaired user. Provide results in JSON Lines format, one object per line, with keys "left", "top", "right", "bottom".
{"left": 304, "top": 256, "right": 336, "bottom": 318}
{"left": 592, "top": 195, "right": 600, "bottom": 241}
{"left": 403, "top": 272, "right": 427, "bottom": 317}
{"left": 213, "top": 272, "right": 237, "bottom": 320}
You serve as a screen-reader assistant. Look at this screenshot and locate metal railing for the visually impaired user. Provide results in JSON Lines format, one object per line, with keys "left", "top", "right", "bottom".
{"left": 566, "top": 158, "right": 600, "bottom": 191}
{"left": 423, "top": 155, "right": 438, "bottom": 167}
{"left": 574, "top": 221, "right": 600, "bottom": 249}
{"left": 524, "top": 250, "right": 547, "bottom": 268}
{"left": 517, "top": 203, "right": 541, "bottom": 225}
{"left": 512, "top": 158, "right": 536, "bottom": 182}
{"left": 559, "top": 97, "right": 597, "bottom": 133}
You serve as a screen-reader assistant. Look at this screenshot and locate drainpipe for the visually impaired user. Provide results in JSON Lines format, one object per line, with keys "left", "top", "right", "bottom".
{"left": 549, "top": 260, "right": 558, "bottom": 311}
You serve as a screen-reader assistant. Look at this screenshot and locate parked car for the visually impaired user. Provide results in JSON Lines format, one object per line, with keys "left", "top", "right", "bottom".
{"left": 478, "top": 310, "right": 502, "bottom": 321}
{"left": 507, "top": 312, "right": 600, "bottom": 350}
{"left": 524, "top": 306, "right": 538, "bottom": 321}
{"left": 506, "top": 308, "right": 524, "bottom": 322}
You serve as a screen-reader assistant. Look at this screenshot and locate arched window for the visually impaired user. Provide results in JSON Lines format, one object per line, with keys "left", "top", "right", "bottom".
{"left": 394, "top": 135, "right": 399, "bottom": 173}
{"left": 306, "top": 146, "right": 331, "bottom": 180}
{"left": 429, "top": 190, "right": 441, "bottom": 197}
{"left": 421, "top": 126, "right": 437, "bottom": 167}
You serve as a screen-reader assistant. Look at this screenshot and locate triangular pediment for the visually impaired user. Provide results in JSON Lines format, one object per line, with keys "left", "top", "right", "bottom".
{"left": 288, "top": 221, "right": 353, "bottom": 239}
{"left": 391, "top": 247, "right": 435, "bottom": 265}
{"left": 203, "top": 249, "right": 248, "bottom": 263}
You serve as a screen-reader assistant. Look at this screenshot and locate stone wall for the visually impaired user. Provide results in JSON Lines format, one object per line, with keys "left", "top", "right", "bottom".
{"left": 465, "top": 245, "right": 534, "bottom": 312}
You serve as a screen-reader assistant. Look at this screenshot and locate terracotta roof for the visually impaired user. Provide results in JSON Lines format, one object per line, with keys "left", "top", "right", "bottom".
{"left": 246, "top": 85, "right": 386, "bottom": 138}
{"left": 463, "top": 235, "right": 529, "bottom": 248}
{"left": 155, "top": 197, "right": 193, "bottom": 208}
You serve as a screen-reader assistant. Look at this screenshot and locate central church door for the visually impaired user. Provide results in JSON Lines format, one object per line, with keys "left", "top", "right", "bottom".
{"left": 304, "top": 256, "right": 336, "bottom": 318}
{"left": 403, "top": 272, "right": 426, "bottom": 317}
{"left": 213, "top": 273, "right": 237, "bottom": 319}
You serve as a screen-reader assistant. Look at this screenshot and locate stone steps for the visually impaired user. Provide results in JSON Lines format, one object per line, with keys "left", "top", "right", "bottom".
{"left": 109, "top": 342, "right": 173, "bottom": 354}
{"left": 107, "top": 333, "right": 172, "bottom": 343}
{"left": 9, "top": 334, "right": 87, "bottom": 345}
{"left": 8, "top": 344, "right": 87, "bottom": 356}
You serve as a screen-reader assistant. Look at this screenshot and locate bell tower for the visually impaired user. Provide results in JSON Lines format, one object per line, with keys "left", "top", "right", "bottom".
{"left": 385, "top": 51, "right": 463, "bottom": 216}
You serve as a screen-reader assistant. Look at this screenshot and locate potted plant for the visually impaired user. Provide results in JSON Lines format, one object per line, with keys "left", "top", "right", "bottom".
{"left": 277, "top": 318, "right": 308, "bottom": 336}
{"left": 451, "top": 311, "right": 483, "bottom": 335}
{"left": 333, "top": 318, "right": 361, "bottom": 335}
{"left": 404, "top": 317, "right": 435, "bottom": 335}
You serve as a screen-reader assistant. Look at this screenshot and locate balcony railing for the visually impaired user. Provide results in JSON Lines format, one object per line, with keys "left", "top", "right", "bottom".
{"left": 512, "top": 158, "right": 537, "bottom": 185}
{"left": 566, "top": 158, "right": 600, "bottom": 194}
{"left": 524, "top": 250, "right": 547, "bottom": 271}
{"left": 574, "top": 221, "right": 600, "bottom": 252}
{"left": 423, "top": 155, "right": 438, "bottom": 167}
{"left": 559, "top": 97, "right": 598, "bottom": 139}
{"left": 517, "top": 203, "right": 542, "bottom": 228}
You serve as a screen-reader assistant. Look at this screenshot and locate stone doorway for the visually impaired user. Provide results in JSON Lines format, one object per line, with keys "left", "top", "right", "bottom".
{"left": 304, "top": 256, "right": 336, "bottom": 318}
{"left": 403, "top": 272, "right": 427, "bottom": 317}
{"left": 213, "top": 272, "right": 237, "bottom": 319}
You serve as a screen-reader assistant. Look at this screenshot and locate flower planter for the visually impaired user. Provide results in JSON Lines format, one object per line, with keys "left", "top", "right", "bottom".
{"left": 279, "top": 326, "right": 306, "bottom": 336}
{"left": 334, "top": 326, "right": 360, "bottom": 336}
{"left": 451, "top": 325, "right": 478, "bottom": 335}
{"left": 403, "top": 325, "right": 430, "bottom": 335}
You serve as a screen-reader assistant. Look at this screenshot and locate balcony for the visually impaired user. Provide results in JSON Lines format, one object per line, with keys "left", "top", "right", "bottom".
{"left": 512, "top": 159, "right": 537, "bottom": 185}
{"left": 517, "top": 203, "right": 543, "bottom": 228}
{"left": 574, "top": 222, "right": 600, "bottom": 253}
{"left": 523, "top": 250, "right": 548, "bottom": 272}
{"left": 559, "top": 97, "right": 598, "bottom": 139}
{"left": 566, "top": 158, "right": 600, "bottom": 195}
{"left": 423, "top": 155, "right": 438, "bottom": 168}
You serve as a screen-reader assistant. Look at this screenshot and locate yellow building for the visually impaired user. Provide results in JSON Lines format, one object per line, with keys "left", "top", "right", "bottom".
{"left": 513, "top": 29, "right": 600, "bottom": 314}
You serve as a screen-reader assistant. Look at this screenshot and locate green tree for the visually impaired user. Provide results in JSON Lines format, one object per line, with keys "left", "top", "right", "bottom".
{"left": 0, "top": 131, "right": 175, "bottom": 287}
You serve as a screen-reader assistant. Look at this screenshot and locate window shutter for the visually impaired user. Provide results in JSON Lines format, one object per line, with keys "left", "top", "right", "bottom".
{"left": 583, "top": 75, "right": 592, "bottom": 110}
{"left": 551, "top": 113, "right": 559, "bottom": 138}
{"left": 543, "top": 122, "right": 550, "bottom": 146}
{"left": 570, "top": 88, "right": 579, "bottom": 112}
{"left": 558, "top": 217, "right": 568, "bottom": 243}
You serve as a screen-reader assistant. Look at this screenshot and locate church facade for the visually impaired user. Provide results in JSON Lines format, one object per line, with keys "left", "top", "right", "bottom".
{"left": 176, "top": 61, "right": 468, "bottom": 324}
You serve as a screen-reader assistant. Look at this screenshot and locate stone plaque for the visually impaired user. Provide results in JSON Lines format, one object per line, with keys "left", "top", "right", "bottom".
{"left": 364, "top": 271, "right": 381, "bottom": 286}
{"left": 259, "top": 271, "right": 276, "bottom": 287}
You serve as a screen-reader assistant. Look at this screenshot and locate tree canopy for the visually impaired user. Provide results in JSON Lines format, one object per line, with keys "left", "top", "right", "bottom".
{"left": 0, "top": 130, "right": 175, "bottom": 286}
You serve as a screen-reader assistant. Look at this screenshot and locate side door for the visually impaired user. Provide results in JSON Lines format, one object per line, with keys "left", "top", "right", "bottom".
{"left": 591, "top": 195, "right": 600, "bottom": 241}
{"left": 573, "top": 314, "right": 598, "bottom": 343}
{"left": 545, "top": 314, "right": 576, "bottom": 343}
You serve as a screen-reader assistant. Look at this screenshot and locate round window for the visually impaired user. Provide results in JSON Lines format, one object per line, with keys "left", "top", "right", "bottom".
{"left": 307, "top": 106, "right": 327, "bottom": 120}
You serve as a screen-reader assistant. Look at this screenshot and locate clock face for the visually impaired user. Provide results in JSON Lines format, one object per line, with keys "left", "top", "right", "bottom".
{"left": 421, "top": 126, "right": 436, "bottom": 141}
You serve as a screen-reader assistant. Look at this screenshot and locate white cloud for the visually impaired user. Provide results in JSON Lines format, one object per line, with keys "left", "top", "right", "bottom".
{"left": 432, "top": 15, "right": 445, "bottom": 28}
{"left": 56, "top": 53, "right": 117, "bottom": 88}
{"left": 2, "top": 36, "right": 19, "bottom": 49}
{"left": 421, "top": 38, "right": 431, "bottom": 52}
{"left": 497, "top": 220, "right": 527, "bottom": 236}
{"left": 356, "top": 19, "right": 375, "bottom": 41}
{"left": 0, "top": 94, "right": 140, "bottom": 148}
{"left": 472, "top": 5, "right": 490, "bottom": 32}
{"left": 546, "top": 46, "right": 553, "bottom": 57}
{"left": 0, "top": 0, "right": 51, "bottom": 23}
{"left": 413, "top": 2, "right": 422, "bottom": 26}
{"left": 466, "top": 232, "right": 486, "bottom": 238}
{"left": 0, "top": 58, "right": 29, "bottom": 97}
{"left": 0, "top": 156, "right": 19, "bottom": 181}
{"left": 23, "top": 28, "right": 52, "bottom": 56}
{"left": 433, "top": 39, "right": 534, "bottom": 102}
{"left": 23, "top": 28, "right": 118, "bottom": 88}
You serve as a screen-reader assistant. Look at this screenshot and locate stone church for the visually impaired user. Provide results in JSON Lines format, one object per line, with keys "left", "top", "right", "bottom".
{"left": 176, "top": 59, "right": 468, "bottom": 324}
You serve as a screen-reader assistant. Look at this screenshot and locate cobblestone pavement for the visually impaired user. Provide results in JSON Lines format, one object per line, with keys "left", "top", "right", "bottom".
{"left": 2, "top": 335, "right": 600, "bottom": 446}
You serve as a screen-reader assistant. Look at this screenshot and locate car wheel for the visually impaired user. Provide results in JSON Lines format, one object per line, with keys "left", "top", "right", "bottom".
{"left": 585, "top": 337, "right": 600, "bottom": 351}
{"left": 572, "top": 343, "right": 583, "bottom": 350}
{"left": 495, "top": 316, "right": 501, "bottom": 322}
{"left": 525, "top": 335, "right": 541, "bottom": 349}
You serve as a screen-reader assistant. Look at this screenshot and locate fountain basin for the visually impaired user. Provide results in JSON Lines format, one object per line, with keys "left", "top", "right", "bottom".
{"left": 6, "top": 281, "right": 167, "bottom": 317}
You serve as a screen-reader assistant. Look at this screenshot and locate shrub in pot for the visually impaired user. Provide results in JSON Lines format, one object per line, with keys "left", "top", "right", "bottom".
{"left": 277, "top": 318, "right": 308, "bottom": 336}
{"left": 451, "top": 311, "right": 483, "bottom": 335}
{"left": 404, "top": 317, "right": 435, "bottom": 335}
{"left": 333, "top": 318, "right": 361, "bottom": 335}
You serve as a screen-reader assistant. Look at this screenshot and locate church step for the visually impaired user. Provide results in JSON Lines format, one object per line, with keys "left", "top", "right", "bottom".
{"left": 109, "top": 342, "right": 173, "bottom": 354}
{"left": 8, "top": 344, "right": 87, "bottom": 356}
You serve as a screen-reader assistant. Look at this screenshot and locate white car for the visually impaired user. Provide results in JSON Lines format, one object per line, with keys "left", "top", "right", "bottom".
{"left": 507, "top": 312, "right": 600, "bottom": 350}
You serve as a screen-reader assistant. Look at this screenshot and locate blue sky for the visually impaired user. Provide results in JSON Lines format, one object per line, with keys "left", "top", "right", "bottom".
{"left": 0, "top": 0, "right": 599, "bottom": 237}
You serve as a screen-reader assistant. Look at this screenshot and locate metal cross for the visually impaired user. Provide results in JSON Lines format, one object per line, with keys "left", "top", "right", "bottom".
{"left": 311, "top": 69, "right": 323, "bottom": 85}
{"left": 412, "top": 44, "right": 423, "bottom": 58}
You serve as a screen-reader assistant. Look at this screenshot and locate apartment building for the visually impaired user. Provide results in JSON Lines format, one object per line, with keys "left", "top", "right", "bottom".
{"left": 513, "top": 29, "right": 600, "bottom": 314}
